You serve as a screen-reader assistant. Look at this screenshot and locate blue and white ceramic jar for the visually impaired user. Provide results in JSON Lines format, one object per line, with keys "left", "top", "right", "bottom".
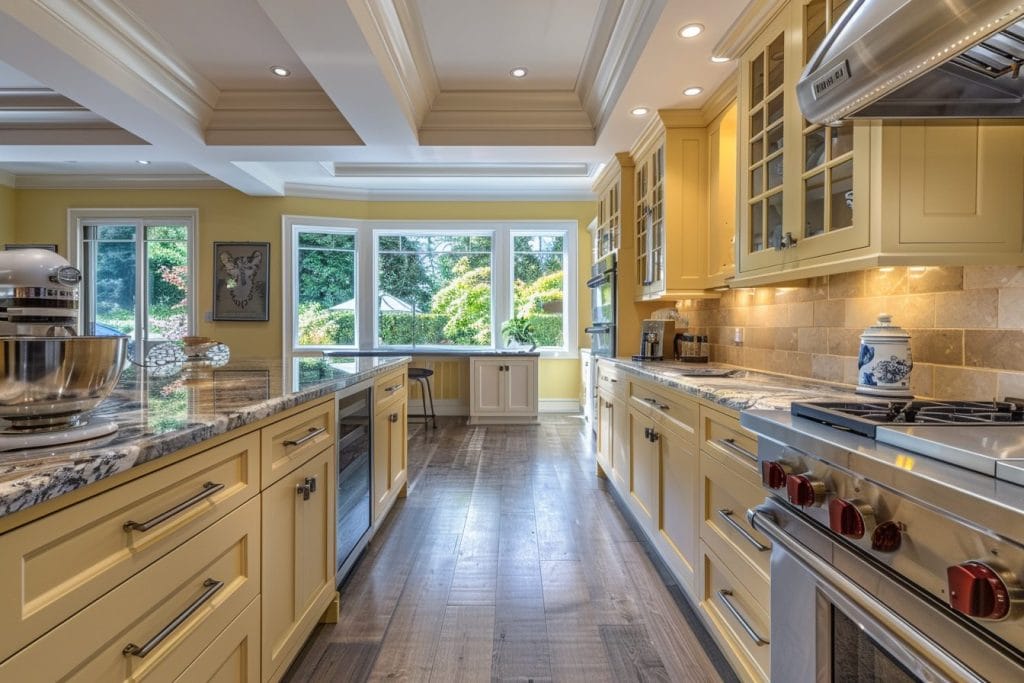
{"left": 857, "top": 313, "right": 913, "bottom": 397}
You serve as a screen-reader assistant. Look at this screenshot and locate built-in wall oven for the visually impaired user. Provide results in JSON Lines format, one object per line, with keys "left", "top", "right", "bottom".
{"left": 585, "top": 253, "right": 616, "bottom": 359}
{"left": 335, "top": 381, "right": 373, "bottom": 584}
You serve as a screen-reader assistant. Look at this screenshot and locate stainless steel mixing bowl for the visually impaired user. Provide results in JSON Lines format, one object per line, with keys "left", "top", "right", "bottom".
{"left": 0, "top": 335, "right": 129, "bottom": 430}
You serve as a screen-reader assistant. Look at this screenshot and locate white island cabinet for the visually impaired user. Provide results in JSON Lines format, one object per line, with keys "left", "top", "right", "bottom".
{"left": 468, "top": 356, "right": 539, "bottom": 425}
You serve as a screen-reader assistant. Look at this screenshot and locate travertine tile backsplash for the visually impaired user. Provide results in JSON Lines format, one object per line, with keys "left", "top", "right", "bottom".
{"left": 678, "top": 265, "right": 1024, "bottom": 400}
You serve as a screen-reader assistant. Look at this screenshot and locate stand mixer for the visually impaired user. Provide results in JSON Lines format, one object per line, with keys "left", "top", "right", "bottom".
{"left": 0, "top": 249, "right": 128, "bottom": 451}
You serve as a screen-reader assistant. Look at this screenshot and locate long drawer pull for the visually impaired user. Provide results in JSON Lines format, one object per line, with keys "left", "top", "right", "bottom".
{"left": 123, "top": 482, "right": 224, "bottom": 533}
{"left": 283, "top": 426, "right": 327, "bottom": 447}
{"left": 715, "top": 437, "right": 757, "bottom": 463}
{"left": 716, "top": 589, "right": 768, "bottom": 646}
{"left": 642, "top": 397, "right": 669, "bottom": 410}
{"left": 123, "top": 578, "right": 224, "bottom": 658}
{"left": 384, "top": 383, "right": 403, "bottom": 393}
{"left": 600, "top": 376, "right": 618, "bottom": 383}
{"left": 716, "top": 508, "right": 769, "bottom": 552}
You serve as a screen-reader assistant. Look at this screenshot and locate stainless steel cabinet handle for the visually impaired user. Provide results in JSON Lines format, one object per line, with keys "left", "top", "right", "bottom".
{"left": 283, "top": 426, "right": 327, "bottom": 447}
{"left": 600, "top": 376, "right": 617, "bottom": 383}
{"left": 715, "top": 437, "right": 757, "bottom": 463}
{"left": 747, "top": 507, "right": 985, "bottom": 683}
{"left": 389, "top": 413, "right": 398, "bottom": 423}
{"left": 716, "top": 508, "right": 769, "bottom": 552}
{"left": 384, "top": 383, "right": 402, "bottom": 393}
{"left": 123, "top": 578, "right": 224, "bottom": 658}
{"left": 297, "top": 475, "right": 318, "bottom": 500}
{"left": 123, "top": 482, "right": 224, "bottom": 533}
{"left": 642, "top": 397, "right": 669, "bottom": 410}
{"left": 716, "top": 589, "right": 768, "bottom": 646}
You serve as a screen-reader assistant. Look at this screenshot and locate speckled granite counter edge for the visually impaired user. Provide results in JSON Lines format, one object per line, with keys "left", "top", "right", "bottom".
{"left": 0, "top": 357, "right": 410, "bottom": 520}
{"left": 597, "top": 358, "right": 856, "bottom": 412}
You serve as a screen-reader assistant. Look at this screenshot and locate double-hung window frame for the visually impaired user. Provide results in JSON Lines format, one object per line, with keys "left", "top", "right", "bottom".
{"left": 67, "top": 208, "right": 197, "bottom": 346}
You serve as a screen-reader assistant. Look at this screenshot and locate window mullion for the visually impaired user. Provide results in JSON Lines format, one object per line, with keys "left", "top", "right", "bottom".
{"left": 136, "top": 221, "right": 146, "bottom": 348}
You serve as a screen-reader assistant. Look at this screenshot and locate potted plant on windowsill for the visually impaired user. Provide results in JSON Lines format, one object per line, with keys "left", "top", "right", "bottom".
{"left": 501, "top": 315, "right": 537, "bottom": 352}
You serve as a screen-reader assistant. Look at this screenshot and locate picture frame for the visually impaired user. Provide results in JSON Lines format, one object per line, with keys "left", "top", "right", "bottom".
{"left": 4, "top": 243, "right": 58, "bottom": 253}
{"left": 212, "top": 241, "right": 270, "bottom": 321}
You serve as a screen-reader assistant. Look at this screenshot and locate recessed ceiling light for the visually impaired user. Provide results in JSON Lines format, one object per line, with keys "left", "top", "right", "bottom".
{"left": 683, "top": 86, "right": 704, "bottom": 97}
{"left": 510, "top": 67, "right": 528, "bottom": 78}
{"left": 631, "top": 107, "right": 650, "bottom": 116}
{"left": 137, "top": 160, "right": 151, "bottom": 165}
{"left": 710, "top": 56, "right": 731, "bottom": 63}
{"left": 679, "top": 23, "right": 704, "bottom": 39}
{"left": 271, "top": 66, "right": 290, "bottom": 77}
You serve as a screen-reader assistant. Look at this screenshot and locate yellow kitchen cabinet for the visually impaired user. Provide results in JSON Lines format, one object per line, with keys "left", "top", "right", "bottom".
{"left": 596, "top": 389, "right": 614, "bottom": 475}
{"left": 593, "top": 152, "right": 633, "bottom": 260}
{"left": 468, "top": 356, "right": 539, "bottom": 424}
{"left": 261, "top": 446, "right": 336, "bottom": 683}
{"left": 732, "top": 0, "right": 1024, "bottom": 285}
{"left": 260, "top": 398, "right": 335, "bottom": 487}
{"left": 176, "top": 597, "right": 261, "bottom": 682}
{"left": 705, "top": 99, "right": 739, "bottom": 288}
{"left": 0, "top": 498, "right": 261, "bottom": 682}
{"left": 373, "top": 376, "right": 408, "bottom": 525}
{"left": 657, "top": 420, "right": 700, "bottom": 595}
{"left": 628, "top": 405, "right": 659, "bottom": 525}
{"left": 631, "top": 111, "right": 722, "bottom": 301}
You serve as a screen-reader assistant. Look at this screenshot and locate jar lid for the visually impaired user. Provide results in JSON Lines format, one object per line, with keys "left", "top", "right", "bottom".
{"left": 861, "top": 313, "right": 910, "bottom": 340}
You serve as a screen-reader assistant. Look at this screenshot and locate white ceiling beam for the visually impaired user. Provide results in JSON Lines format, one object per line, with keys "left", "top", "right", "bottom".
{"left": 255, "top": 0, "right": 419, "bottom": 147}
{"left": 0, "top": 1, "right": 284, "bottom": 195}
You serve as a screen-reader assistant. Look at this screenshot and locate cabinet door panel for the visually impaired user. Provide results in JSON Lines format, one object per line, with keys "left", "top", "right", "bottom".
{"left": 388, "top": 400, "right": 407, "bottom": 491}
{"left": 504, "top": 359, "right": 537, "bottom": 414}
{"left": 473, "top": 361, "right": 504, "bottom": 413}
{"left": 372, "top": 409, "right": 391, "bottom": 521}
{"left": 628, "top": 409, "right": 657, "bottom": 525}
{"left": 660, "top": 432, "right": 699, "bottom": 594}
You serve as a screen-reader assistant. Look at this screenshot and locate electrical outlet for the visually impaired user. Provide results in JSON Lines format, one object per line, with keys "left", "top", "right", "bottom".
{"left": 204, "top": 311, "right": 212, "bottom": 322}
{"left": 733, "top": 327, "right": 743, "bottom": 345}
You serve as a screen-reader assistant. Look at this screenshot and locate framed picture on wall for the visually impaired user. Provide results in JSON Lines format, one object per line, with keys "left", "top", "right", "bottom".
{"left": 212, "top": 241, "right": 270, "bottom": 321}
{"left": 4, "top": 243, "right": 58, "bottom": 253}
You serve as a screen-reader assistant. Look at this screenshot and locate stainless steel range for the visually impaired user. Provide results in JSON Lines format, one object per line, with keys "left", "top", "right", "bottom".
{"left": 741, "top": 400, "right": 1024, "bottom": 682}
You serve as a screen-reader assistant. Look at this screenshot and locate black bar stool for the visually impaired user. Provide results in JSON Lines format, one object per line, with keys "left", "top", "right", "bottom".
{"left": 408, "top": 367, "right": 437, "bottom": 429}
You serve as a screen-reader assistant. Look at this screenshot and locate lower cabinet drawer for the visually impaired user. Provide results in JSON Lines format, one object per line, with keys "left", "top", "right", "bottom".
{"left": 0, "top": 497, "right": 261, "bottom": 682}
{"left": 0, "top": 431, "right": 259, "bottom": 661}
{"left": 700, "top": 450, "right": 771, "bottom": 584}
{"left": 700, "top": 406, "right": 759, "bottom": 476}
{"left": 700, "top": 542, "right": 770, "bottom": 683}
{"left": 261, "top": 399, "right": 335, "bottom": 487}
{"left": 175, "top": 596, "right": 261, "bottom": 682}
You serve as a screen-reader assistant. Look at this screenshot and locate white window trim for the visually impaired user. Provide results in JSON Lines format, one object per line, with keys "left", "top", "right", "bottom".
{"left": 282, "top": 216, "right": 578, "bottom": 358}
{"left": 67, "top": 208, "right": 198, "bottom": 341}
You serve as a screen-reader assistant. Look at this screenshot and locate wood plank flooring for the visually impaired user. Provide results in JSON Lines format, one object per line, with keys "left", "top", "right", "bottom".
{"left": 283, "top": 415, "right": 737, "bottom": 683}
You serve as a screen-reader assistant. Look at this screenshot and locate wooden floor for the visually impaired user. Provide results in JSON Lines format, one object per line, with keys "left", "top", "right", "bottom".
{"left": 284, "top": 415, "right": 737, "bottom": 683}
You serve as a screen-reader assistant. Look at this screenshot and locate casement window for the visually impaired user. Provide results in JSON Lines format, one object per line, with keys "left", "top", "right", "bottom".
{"left": 283, "top": 217, "right": 577, "bottom": 356}
{"left": 70, "top": 209, "right": 196, "bottom": 351}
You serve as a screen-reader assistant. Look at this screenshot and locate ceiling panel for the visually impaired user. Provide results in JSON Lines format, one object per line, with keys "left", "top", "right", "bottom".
{"left": 122, "top": 0, "right": 318, "bottom": 90}
{"left": 415, "top": 0, "right": 602, "bottom": 90}
{"left": 0, "top": 59, "right": 44, "bottom": 88}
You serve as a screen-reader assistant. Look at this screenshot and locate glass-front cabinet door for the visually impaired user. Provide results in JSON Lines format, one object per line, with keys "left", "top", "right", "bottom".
{"left": 634, "top": 144, "right": 665, "bottom": 297}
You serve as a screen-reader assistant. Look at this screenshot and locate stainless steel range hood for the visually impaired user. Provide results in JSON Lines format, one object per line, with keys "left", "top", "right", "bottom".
{"left": 798, "top": 0, "right": 1024, "bottom": 125}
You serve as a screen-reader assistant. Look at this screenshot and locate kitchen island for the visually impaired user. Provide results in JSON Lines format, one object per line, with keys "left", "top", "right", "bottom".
{"left": 0, "top": 354, "right": 410, "bottom": 682}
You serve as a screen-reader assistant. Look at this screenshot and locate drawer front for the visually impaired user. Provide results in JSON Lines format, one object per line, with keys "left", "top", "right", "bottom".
{"left": 374, "top": 369, "right": 407, "bottom": 400}
{"left": 629, "top": 380, "right": 698, "bottom": 442}
{"left": 175, "top": 596, "right": 261, "bottom": 683}
{"left": 596, "top": 364, "right": 623, "bottom": 397}
{"left": 0, "top": 497, "right": 261, "bottom": 682}
{"left": 261, "top": 399, "right": 335, "bottom": 487}
{"left": 0, "top": 432, "right": 259, "bottom": 660}
{"left": 700, "top": 406, "right": 759, "bottom": 475}
{"left": 700, "top": 542, "right": 770, "bottom": 683}
{"left": 701, "top": 450, "right": 771, "bottom": 588}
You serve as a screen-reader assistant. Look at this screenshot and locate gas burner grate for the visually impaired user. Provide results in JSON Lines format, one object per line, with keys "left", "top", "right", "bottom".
{"left": 791, "top": 400, "right": 1024, "bottom": 437}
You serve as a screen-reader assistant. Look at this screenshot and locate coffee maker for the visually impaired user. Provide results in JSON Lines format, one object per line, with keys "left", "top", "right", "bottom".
{"left": 633, "top": 319, "right": 674, "bottom": 361}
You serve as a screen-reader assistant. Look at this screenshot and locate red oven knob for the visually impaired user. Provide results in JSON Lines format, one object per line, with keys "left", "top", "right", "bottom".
{"left": 947, "top": 562, "right": 1016, "bottom": 620}
{"left": 871, "top": 521, "right": 902, "bottom": 553}
{"left": 761, "top": 461, "right": 792, "bottom": 489}
{"left": 828, "top": 498, "right": 874, "bottom": 539}
{"left": 786, "top": 473, "right": 826, "bottom": 507}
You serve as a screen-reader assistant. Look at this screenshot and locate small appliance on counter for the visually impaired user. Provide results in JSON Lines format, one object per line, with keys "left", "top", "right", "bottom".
{"left": 0, "top": 248, "right": 127, "bottom": 451}
{"left": 857, "top": 313, "right": 912, "bottom": 397}
{"left": 674, "top": 332, "right": 709, "bottom": 363}
{"left": 632, "top": 319, "right": 674, "bottom": 362}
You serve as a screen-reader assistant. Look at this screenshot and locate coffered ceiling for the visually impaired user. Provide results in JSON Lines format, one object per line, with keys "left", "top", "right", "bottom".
{"left": 0, "top": 0, "right": 748, "bottom": 200}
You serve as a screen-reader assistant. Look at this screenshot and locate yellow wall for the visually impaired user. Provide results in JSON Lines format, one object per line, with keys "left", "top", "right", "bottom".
{"left": 13, "top": 188, "right": 594, "bottom": 399}
{"left": 0, "top": 185, "right": 14, "bottom": 245}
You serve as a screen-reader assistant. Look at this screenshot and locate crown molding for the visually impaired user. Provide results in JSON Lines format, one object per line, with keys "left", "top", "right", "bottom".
{"left": 577, "top": 0, "right": 664, "bottom": 136}
{"left": 712, "top": 0, "right": 789, "bottom": 60}
{"left": 330, "top": 162, "right": 591, "bottom": 177}
{"left": 4, "top": 0, "right": 218, "bottom": 128}
{"left": 285, "top": 181, "right": 596, "bottom": 202}
{"left": 591, "top": 150, "right": 634, "bottom": 192}
{"left": 700, "top": 70, "right": 738, "bottom": 125}
{"left": 12, "top": 173, "right": 226, "bottom": 189}
{"left": 0, "top": 128, "right": 145, "bottom": 144}
{"left": 206, "top": 90, "right": 361, "bottom": 146}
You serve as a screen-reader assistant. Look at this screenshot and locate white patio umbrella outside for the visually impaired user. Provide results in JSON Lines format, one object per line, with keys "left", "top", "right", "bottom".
{"left": 330, "top": 294, "right": 417, "bottom": 312}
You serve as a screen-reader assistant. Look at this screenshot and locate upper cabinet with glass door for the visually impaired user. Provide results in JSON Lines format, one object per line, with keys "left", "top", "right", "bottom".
{"left": 733, "top": 0, "right": 1024, "bottom": 285}
{"left": 591, "top": 152, "right": 634, "bottom": 261}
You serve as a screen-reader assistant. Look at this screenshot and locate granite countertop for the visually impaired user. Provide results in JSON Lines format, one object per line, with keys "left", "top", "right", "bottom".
{"left": 598, "top": 357, "right": 857, "bottom": 412}
{"left": 0, "top": 355, "right": 409, "bottom": 519}
{"left": 325, "top": 349, "right": 541, "bottom": 357}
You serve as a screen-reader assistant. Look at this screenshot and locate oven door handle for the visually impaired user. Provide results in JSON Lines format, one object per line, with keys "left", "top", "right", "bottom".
{"left": 747, "top": 506, "right": 986, "bottom": 683}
